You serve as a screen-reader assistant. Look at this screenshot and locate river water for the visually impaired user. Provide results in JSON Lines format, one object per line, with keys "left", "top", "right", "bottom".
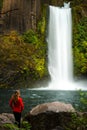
{"left": 0, "top": 88, "right": 86, "bottom": 116}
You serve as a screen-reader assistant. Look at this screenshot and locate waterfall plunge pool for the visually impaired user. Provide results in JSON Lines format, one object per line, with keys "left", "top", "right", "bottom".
{"left": 0, "top": 88, "right": 87, "bottom": 116}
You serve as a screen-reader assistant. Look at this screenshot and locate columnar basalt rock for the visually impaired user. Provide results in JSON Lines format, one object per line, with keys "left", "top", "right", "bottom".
{"left": 1, "top": 0, "right": 41, "bottom": 33}
{"left": 0, "top": 0, "right": 87, "bottom": 33}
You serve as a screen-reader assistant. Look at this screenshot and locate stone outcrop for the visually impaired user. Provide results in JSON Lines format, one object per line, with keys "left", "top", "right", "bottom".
{"left": 24, "top": 102, "right": 87, "bottom": 130}
{"left": 30, "top": 101, "right": 75, "bottom": 115}
{"left": 1, "top": 0, "right": 87, "bottom": 34}
{"left": 0, "top": 102, "right": 87, "bottom": 130}
{"left": 24, "top": 112, "right": 87, "bottom": 130}
{"left": 1, "top": 0, "right": 41, "bottom": 33}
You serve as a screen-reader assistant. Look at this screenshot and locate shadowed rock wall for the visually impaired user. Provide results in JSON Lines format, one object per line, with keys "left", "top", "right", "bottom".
{"left": 0, "top": 0, "right": 87, "bottom": 33}
{"left": 1, "top": 0, "right": 41, "bottom": 33}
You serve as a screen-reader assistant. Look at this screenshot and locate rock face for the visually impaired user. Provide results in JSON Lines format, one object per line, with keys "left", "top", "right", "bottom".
{"left": 24, "top": 102, "right": 77, "bottom": 130}
{"left": 0, "top": 0, "right": 87, "bottom": 33}
{"left": 1, "top": 0, "right": 41, "bottom": 33}
{"left": 24, "top": 102, "right": 87, "bottom": 130}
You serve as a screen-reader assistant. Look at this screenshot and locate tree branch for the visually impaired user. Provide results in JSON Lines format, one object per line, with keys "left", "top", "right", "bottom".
{"left": 0, "top": 8, "right": 19, "bottom": 15}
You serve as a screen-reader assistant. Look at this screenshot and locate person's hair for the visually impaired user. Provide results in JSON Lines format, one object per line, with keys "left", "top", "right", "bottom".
{"left": 12, "top": 90, "right": 20, "bottom": 103}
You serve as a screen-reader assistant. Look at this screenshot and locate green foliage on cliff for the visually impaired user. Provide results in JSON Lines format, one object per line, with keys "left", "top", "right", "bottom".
{"left": 73, "top": 17, "right": 87, "bottom": 78}
{"left": 22, "top": 30, "right": 38, "bottom": 45}
{"left": 37, "top": 16, "right": 46, "bottom": 36}
{"left": 0, "top": 30, "right": 47, "bottom": 88}
{"left": 22, "top": 29, "right": 47, "bottom": 78}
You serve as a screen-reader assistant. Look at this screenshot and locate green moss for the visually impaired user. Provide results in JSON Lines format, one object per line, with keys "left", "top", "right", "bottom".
{"left": 73, "top": 17, "right": 87, "bottom": 78}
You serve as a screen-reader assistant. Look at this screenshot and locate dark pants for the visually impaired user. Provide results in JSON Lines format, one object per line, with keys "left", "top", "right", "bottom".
{"left": 13, "top": 112, "right": 21, "bottom": 128}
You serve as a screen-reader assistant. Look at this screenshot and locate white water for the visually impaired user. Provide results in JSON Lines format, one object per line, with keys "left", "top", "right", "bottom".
{"left": 46, "top": 5, "right": 87, "bottom": 90}
{"left": 48, "top": 5, "right": 73, "bottom": 84}
{"left": 29, "top": 4, "right": 87, "bottom": 91}
{"left": 46, "top": 5, "right": 74, "bottom": 90}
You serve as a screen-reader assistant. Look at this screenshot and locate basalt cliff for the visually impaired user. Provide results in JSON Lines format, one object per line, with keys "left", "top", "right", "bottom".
{"left": 0, "top": 0, "right": 87, "bottom": 33}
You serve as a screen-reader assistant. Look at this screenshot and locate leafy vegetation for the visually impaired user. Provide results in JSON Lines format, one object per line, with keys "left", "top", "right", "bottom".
{"left": 22, "top": 121, "right": 31, "bottom": 130}
{"left": 0, "top": 30, "right": 48, "bottom": 88}
{"left": 22, "top": 30, "right": 39, "bottom": 45}
{"left": 73, "top": 17, "right": 87, "bottom": 78}
{"left": 2, "top": 121, "right": 31, "bottom": 130}
{"left": 0, "top": 1, "right": 87, "bottom": 88}
{"left": 68, "top": 112, "right": 87, "bottom": 130}
{"left": 3, "top": 123, "right": 19, "bottom": 130}
{"left": 77, "top": 90, "right": 87, "bottom": 111}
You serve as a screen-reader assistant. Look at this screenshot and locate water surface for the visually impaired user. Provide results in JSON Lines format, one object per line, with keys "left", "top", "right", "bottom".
{"left": 0, "top": 89, "right": 86, "bottom": 116}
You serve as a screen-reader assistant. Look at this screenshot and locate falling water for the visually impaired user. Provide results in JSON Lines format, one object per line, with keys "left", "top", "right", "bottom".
{"left": 30, "top": 3, "right": 87, "bottom": 90}
{"left": 47, "top": 4, "right": 74, "bottom": 90}
{"left": 46, "top": 4, "right": 87, "bottom": 90}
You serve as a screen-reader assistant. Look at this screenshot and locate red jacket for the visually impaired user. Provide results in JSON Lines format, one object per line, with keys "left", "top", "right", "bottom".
{"left": 9, "top": 97, "right": 24, "bottom": 113}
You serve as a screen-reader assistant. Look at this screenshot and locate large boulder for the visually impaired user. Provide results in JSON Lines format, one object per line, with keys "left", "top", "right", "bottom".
{"left": 24, "top": 102, "right": 87, "bottom": 130}
{"left": 30, "top": 101, "right": 75, "bottom": 115}
{"left": 24, "top": 101, "right": 77, "bottom": 130}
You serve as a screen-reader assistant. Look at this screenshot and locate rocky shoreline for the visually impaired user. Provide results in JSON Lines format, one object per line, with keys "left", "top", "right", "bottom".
{"left": 0, "top": 101, "right": 87, "bottom": 130}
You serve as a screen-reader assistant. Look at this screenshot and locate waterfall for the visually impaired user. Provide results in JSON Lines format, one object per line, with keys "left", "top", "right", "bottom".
{"left": 30, "top": 3, "right": 87, "bottom": 90}
{"left": 47, "top": 4, "right": 74, "bottom": 89}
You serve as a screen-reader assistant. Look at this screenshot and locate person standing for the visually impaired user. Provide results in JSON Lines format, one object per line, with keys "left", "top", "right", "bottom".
{"left": 9, "top": 90, "right": 24, "bottom": 128}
